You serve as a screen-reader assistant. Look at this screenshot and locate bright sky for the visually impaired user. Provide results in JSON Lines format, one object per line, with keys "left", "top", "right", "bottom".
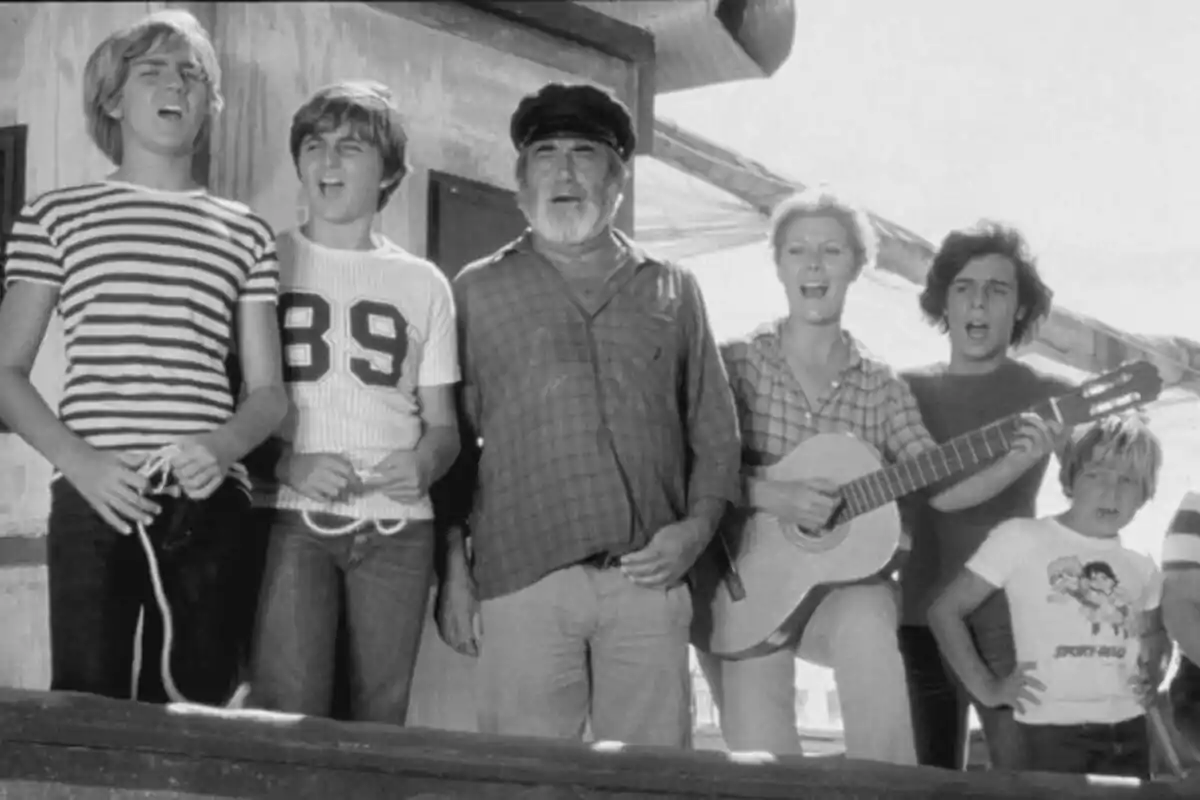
{"left": 657, "top": 0, "right": 1200, "bottom": 341}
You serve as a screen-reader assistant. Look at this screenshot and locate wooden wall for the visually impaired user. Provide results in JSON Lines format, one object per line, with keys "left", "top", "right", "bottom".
{"left": 0, "top": 1, "right": 639, "bottom": 730}
{"left": 207, "top": 1, "right": 637, "bottom": 254}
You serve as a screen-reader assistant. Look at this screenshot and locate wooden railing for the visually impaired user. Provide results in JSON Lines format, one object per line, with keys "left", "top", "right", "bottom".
{"left": 0, "top": 688, "right": 1192, "bottom": 799}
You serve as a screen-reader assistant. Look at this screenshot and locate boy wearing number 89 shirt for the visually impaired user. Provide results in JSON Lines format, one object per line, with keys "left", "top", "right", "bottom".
{"left": 248, "top": 81, "right": 460, "bottom": 723}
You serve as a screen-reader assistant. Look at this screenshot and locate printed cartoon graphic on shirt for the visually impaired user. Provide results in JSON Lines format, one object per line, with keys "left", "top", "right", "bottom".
{"left": 1046, "top": 555, "right": 1136, "bottom": 641}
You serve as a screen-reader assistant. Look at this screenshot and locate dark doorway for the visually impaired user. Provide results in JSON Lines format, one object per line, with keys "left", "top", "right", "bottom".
{"left": 0, "top": 124, "right": 28, "bottom": 307}
{"left": 426, "top": 170, "right": 528, "bottom": 279}
{"left": 0, "top": 124, "right": 28, "bottom": 433}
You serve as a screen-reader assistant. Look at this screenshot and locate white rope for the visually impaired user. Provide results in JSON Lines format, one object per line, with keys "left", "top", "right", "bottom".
{"left": 299, "top": 468, "right": 409, "bottom": 536}
{"left": 131, "top": 445, "right": 191, "bottom": 704}
{"left": 128, "top": 445, "right": 250, "bottom": 709}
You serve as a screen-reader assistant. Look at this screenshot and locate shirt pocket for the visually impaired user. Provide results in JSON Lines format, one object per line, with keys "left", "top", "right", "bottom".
{"left": 613, "top": 313, "right": 678, "bottom": 370}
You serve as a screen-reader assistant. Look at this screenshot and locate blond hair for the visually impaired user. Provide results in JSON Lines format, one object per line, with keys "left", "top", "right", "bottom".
{"left": 1059, "top": 413, "right": 1163, "bottom": 501}
{"left": 83, "top": 10, "right": 223, "bottom": 165}
{"left": 768, "top": 188, "right": 879, "bottom": 272}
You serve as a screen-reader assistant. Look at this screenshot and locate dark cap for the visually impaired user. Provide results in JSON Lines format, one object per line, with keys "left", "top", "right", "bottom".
{"left": 510, "top": 82, "right": 636, "bottom": 162}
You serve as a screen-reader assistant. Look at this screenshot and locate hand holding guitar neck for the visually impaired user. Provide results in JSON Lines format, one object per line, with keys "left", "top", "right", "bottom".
{"left": 1002, "top": 413, "right": 1066, "bottom": 469}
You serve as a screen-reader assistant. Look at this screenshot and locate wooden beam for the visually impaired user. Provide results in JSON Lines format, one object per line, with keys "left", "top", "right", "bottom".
{"left": 0, "top": 689, "right": 1191, "bottom": 799}
{"left": 460, "top": 1, "right": 655, "bottom": 66}
{"left": 651, "top": 117, "right": 1200, "bottom": 396}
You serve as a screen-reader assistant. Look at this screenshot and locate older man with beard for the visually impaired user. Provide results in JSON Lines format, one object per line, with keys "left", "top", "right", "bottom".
{"left": 434, "top": 82, "right": 741, "bottom": 746}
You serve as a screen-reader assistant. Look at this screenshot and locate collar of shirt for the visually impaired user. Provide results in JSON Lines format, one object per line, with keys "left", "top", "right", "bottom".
{"left": 503, "top": 227, "right": 657, "bottom": 270}
{"left": 754, "top": 318, "right": 871, "bottom": 379}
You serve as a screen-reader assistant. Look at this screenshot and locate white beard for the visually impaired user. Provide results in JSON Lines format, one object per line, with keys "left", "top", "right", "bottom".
{"left": 524, "top": 188, "right": 621, "bottom": 245}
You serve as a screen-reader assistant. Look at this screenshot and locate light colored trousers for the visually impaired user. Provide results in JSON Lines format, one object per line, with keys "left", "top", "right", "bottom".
{"left": 476, "top": 564, "right": 693, "bottom": 746}
{"left": 697, "top": 579, "right": 917, "bottom": 764}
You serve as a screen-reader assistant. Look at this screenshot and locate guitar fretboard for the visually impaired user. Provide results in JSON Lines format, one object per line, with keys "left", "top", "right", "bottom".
{"left": 835, "top": 399, "right": 1053, "bottom": 524}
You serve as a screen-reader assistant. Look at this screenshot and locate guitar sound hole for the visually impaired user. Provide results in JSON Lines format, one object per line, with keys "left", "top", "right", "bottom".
{"left": 780, "top": 521, "right": 841, "bottom": 552}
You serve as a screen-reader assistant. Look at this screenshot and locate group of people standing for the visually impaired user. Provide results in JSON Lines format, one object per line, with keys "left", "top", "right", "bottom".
{"left": 0, "top": 9, "right": 1197, "bottom": 783}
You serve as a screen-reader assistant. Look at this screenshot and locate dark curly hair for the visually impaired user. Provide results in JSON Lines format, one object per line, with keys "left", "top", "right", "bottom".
{"left": 918, "top": 221, "right": 1053, "bottom": 346}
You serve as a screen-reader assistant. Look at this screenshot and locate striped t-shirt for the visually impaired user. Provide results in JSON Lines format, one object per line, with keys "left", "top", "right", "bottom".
{"left": 2, "top": 180, "right": 279, "bottom": 472}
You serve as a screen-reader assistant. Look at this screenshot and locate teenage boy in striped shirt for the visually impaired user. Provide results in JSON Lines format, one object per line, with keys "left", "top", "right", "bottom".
{"left": 0, "top": 10, "right": 286, "bottom": 705}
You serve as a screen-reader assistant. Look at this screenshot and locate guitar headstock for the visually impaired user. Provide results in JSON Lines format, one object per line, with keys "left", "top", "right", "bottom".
{"left": 1053, "top": 360, "right": 1164, "bottom": 427}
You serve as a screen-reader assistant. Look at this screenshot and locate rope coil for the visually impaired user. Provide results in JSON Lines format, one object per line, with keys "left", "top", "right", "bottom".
{"left": 298, "top": 468, "right": 410, "bottom": 536}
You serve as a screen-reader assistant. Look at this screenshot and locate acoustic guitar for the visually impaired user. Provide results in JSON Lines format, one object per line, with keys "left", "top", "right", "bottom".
{"left": 690, "top": 360, "right": 1163, "bottom": 661}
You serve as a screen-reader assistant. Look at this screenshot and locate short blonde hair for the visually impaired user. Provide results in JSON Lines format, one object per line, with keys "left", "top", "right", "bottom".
{"left": 768, "top": 188, "right": 878, "bottom": 271}
{"left": 1059, "top": 413, "right": 1163, "bottom": 501}
{"left": 83, "top": 10, "right": 223, "bottom": 166}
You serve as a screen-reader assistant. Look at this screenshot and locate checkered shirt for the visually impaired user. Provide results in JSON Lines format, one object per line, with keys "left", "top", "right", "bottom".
{"left": 722, "top": 321, "right": 938, "bottom": 549}
{"left": 447, "top": 232, "right": 742, "bottom": 600}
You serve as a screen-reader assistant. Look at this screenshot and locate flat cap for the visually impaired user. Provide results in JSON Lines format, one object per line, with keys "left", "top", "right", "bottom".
{"left": 510, "top": 82, "right": 636, "bottom": 162}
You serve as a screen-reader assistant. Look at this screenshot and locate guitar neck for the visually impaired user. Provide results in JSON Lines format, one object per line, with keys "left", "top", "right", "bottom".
{"left": 840, "top": 398, "right": 1056, "bottom": 520}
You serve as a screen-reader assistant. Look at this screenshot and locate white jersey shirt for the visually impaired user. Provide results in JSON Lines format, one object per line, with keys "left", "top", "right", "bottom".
{"left": 256, "top": 227, "right": 459, "bottom": 525}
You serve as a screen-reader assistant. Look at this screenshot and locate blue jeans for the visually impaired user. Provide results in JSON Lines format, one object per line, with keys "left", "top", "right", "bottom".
{"left": 900, "top": 623, "right": 1028, "bottom": 770}
{"left": 47, "top": 478, "right": 259, "bottom": 705}
{"left": 1019, "top": 716, "right": 1150, "bottom": 778}
{"left": 249, "top": 510, "right": 434, "bottom": 723}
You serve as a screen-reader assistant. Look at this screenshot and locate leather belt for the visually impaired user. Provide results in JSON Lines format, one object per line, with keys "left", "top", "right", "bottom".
{"left": 579, "top": 551, "right": 623, "bottom": 570}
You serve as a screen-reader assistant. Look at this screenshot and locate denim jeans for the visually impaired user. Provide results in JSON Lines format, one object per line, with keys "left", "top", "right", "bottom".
{"left": 899, "top": 623, "right": 1028, "bottom": 770}
{"left": 1019, "top": 716, "right": 1150, "bottom": 778}
{"left": 47, "top": 477, "right": 259, "bottom": 705}
{"left": 249, "top": 510, "right": 434, "bottom": 724}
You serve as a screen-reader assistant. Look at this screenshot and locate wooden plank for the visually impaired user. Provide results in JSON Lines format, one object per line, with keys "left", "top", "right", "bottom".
{"left": 458, "top": 1, "right": 656, "bottom": 153}
{"left": 460, "top": 1, "right": 655, "bottom": 66}
{"left": 367, "top": 1, "right": 654, "bottom": 156}
{"left": 0, "top": 689, "right": 1191, "bottom": 799}
{"left": 362, "top": 1, "right": 634, "bottom": 98}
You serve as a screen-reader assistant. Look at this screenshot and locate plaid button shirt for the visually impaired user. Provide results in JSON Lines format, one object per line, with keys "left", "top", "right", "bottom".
{"left": 447, "top": 232, "right": 741, "bottom": 600}
{"left": 722, "top": 321, "right": 937, "bottom": 549}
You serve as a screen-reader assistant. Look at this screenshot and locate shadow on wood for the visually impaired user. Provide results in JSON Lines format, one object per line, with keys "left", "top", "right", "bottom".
{"left": 0, "top": 689, "right": 1192, "bottom": 799}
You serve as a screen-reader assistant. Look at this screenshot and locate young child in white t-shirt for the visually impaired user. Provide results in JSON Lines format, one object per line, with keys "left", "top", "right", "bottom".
{"left": 929, "top": 413, "right": 1169, "bottom": 778}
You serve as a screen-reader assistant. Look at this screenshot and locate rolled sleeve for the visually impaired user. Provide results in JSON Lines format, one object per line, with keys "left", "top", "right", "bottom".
{"left": 431, "top": 277, "right": 480, "bottom": 530}
{"left": 680, "top": 272, "right": 741, "bottom": 514}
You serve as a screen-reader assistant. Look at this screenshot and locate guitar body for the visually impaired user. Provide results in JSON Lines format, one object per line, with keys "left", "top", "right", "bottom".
{"left": 691, "top": 433, "right": 903, "bottom": 661}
